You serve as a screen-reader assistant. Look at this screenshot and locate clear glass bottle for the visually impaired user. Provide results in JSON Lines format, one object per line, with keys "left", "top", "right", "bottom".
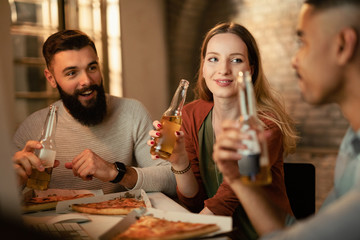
{"left": 150, "top": 79, "right": 189, "bottom": 159}
{"left": 237, "top": 71, "right": 271, "bottom": 185}
{"left": 26, "top": 105, "right": 58, "bottom": 190}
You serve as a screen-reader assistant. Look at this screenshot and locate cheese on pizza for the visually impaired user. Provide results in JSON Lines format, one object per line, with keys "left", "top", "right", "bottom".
{"left": 27, "top": 193, "right": 94, "bottom": 204}
{"left": 113, "top": 215, "right": 220, "bottom": 240}
{"left": 71, "top": 197, "right": 146, "bottom": 215}
{"left": 22, "top": 193, "right": 94, "bottom": 213}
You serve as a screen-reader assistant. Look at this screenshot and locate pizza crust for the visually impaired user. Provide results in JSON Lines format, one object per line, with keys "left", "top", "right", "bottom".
{"left": 22, "top": 201, "right": 58, "bottom": 213}
{"left": 113, "top": 215, "right": 220, "bottom": 240}
{"left": 161, "top": 224, "right": 220, "bottom": 240}
{"left": 22, "top": 193, "right": 94, "bottom": 213}
{"left": 71, "top": 205, "right": 135, "bottom": 215}
{"left": 71, "top": 197, "right": 146, "bottom": 215}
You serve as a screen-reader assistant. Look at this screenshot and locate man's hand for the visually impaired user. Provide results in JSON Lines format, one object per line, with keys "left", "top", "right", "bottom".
{"left": 12, "top": 140, "right": 59, "bottom": 186}
{"left": 65, "top": 149, "right": 117, "bottom": 182}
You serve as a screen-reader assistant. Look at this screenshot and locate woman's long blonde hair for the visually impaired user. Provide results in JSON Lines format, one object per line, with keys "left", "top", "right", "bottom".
{"left": 195, "top": 22, "right": 298, "bottom": 156}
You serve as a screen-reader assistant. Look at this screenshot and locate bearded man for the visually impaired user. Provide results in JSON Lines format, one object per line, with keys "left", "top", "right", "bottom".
{"left": 12, "top": 30, "right": 176, "bottom": 196}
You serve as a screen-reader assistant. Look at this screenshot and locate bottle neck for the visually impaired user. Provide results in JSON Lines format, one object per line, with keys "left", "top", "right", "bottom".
{"left": 165, "top": 80, "right": 189, "bottom": 116}
{"left": 41, "top": 106, "right": 57, "bottom": 141}
{"left": 238, "top": 71, "right": 257, "bottom": 119}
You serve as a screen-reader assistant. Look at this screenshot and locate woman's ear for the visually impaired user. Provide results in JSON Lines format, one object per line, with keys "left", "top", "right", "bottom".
{"left": 44, "top": 68, "right": 57, "bottom": 88}
{"left": 337, "top": 27, "right": 358, "bottom": 65}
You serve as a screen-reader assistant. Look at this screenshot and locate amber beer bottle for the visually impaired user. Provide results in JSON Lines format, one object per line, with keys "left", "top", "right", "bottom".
{"left": 26, "top": 105, "right": 58, "bottom": 190}
{"left": 237, "top": 71, "right": 271, "bottom": 185}
{"left": 150, "top": 79, "right": 189, "bottom": 159}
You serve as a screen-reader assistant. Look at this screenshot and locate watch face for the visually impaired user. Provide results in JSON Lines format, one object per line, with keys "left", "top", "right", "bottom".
{"left": 116, "top": 162, "right": 126, "bottom": 171}
{"left": 111, "top": 162, "right": 126, "bottom": 183}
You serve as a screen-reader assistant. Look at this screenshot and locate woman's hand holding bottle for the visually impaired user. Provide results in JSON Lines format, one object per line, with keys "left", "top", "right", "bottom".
{"left": 148, "top": 120, "right": 190, "bottom": 169}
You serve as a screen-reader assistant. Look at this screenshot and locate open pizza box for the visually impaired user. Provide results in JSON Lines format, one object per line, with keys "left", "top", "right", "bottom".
{"left": 99, "top": 208, "right": 232, "bottom": 240}
{"left": 22, "top": 188, "right": 103, "bottom": 213}
{"left": 56, "top": 189, "right": 151, "bottom": 213}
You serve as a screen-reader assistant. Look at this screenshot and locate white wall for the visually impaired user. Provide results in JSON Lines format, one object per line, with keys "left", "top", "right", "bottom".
{"left": 119, "top": 0, "right": 168, "bottom": 119}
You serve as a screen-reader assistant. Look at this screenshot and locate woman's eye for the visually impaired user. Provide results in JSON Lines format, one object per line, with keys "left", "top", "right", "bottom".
{"left": 208, "top": 57, "right": 218, "bottom": 63}
{"left": 231, "top": 58, "right": 243, "bottom": 63}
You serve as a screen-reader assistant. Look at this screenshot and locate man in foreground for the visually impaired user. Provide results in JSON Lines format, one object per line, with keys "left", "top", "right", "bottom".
{"left": 12, "top": 30, "right": 176, "bottom": 196}
{"left": 213, "top": 0, "right": 360, "bottom": 239}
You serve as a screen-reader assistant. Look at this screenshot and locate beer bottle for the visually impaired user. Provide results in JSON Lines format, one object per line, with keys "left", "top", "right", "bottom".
{"left": 237, "top": 71, "right": 271, "bottom": 185}
{"left": 150, "top": 79, "right": 189, "bottom": 159}
{"left": 26, "top": 105, "right": 58, "bottom": 190}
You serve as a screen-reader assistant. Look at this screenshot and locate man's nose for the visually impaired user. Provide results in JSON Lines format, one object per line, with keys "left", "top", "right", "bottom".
{"left": 291, "top": 53, "right": 298, "bottom": 69}
{"left": 79, "top": 72, "right": 92, "bottom": 86}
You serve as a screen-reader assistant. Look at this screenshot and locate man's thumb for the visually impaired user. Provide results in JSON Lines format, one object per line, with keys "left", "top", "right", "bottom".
{"left": 64, "top": 162, "right": 73, "bottom": 169}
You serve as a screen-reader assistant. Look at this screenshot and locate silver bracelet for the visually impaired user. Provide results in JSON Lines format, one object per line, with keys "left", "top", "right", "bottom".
{"left": 171, "top": 162, "right": 191, "bottom": 174}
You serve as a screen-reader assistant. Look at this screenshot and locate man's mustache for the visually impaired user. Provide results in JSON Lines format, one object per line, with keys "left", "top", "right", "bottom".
{"left": 74, "top": 85, "right": 101, "bottom": 96}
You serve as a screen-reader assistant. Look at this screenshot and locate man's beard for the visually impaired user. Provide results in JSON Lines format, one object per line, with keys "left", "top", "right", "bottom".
{"left": 57, "top": 83, "right": 107, "bottom": 126}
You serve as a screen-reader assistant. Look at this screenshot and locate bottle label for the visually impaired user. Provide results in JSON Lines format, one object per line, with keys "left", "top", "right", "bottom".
{"left": 238, "top": 129, "right": 260, "bottom": 155}
{"left": 38, "top": 148, "right": 56, "bottom": 168}
{"left": 238, "top": 153, "right": 260, "bottom": 176}
{"left": 237, "top": 129, "right": 260, "bottom": 176}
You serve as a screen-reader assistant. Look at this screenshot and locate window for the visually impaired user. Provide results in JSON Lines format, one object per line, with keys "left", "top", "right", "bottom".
{"left": 9, "top": 0, "right": 122, "bottom": 126}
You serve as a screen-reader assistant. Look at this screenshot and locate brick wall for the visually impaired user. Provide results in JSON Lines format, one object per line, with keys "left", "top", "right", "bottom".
{"left": 166, "top": 0, "right": 349, "bottom": 150}
{"left": 232, "top": 0, "right": 349, "bottom": 150}
{"left": 166, "top": 0, "right": 347, "bottom": 208}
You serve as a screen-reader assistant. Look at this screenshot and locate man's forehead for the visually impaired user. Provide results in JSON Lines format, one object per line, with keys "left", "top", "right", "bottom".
{"left": 297, "top": 5, "right": 314, "bottom": 31}
{"left": 50, "top": 47, "right": 98, "bottom": 69}
{"left": 55, "top": 46, "right": 96, "bottom": 58}
{"left": 299, "top": 4, "right": 356, "bottom": 40}
{"left": 296, "top": 4, "right": 325, "bottom": 40}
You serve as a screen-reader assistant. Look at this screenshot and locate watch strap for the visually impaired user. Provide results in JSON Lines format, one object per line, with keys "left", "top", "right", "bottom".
{"left": 110, "top": 162, "right": 126, "bottom": 183}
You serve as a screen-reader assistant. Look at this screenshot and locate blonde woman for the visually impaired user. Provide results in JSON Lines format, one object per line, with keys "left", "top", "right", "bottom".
{"left": 149, "top": 22, "right": 297, "bottom": 239}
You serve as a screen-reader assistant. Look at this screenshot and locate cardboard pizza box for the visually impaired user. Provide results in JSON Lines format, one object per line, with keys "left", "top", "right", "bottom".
{"left": 100, "top": 208, "right": 233, "bottom": 240}
{"left": 56, "top": 189, "right": 151, "bottom": 213}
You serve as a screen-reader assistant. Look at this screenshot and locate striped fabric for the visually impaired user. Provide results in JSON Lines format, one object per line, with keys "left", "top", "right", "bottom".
{"left": 13, "top": 95, "right": 176, "bottom": 196}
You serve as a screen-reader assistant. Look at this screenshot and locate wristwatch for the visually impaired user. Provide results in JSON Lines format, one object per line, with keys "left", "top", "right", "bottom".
{"left": 110, "top": 162, "right": 127, "bottom": 183}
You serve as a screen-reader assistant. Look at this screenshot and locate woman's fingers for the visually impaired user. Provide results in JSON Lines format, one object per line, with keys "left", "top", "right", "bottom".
{"left": 149, "top": 129, "right": 160, "bottom": 138}
{"left": 152, "top": 120, "right": 162, "bottom": 129}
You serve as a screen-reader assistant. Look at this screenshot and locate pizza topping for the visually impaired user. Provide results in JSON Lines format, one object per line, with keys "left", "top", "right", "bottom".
{"left": 113, "top": 215, "right": 220, "bottom": 239}
{"left": 22, "top": 193, "right": 95, "bottom": 213}
{"left": 71, "top": 197, "right": 146, "bottom": 215}
{"left": 26, "top": 193, "right": 94, "bottom": 205}
{"left": 73, "top": 198, "right": 145, "bottom": 209}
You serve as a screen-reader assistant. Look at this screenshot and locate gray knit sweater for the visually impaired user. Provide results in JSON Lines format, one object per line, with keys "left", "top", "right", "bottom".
{"left": 13, "top": 95, "right": 176, "bottom": 196}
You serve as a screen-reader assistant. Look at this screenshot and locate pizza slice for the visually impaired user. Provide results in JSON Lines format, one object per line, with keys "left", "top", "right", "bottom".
{"left": 23, "top": 193, "right": 95, "bottom": 213}
{"left": 113, "top": 215, "right": 220, "bottom": 240}
{"left": 71, "top": 197, "right": 146, "bottom": 215}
